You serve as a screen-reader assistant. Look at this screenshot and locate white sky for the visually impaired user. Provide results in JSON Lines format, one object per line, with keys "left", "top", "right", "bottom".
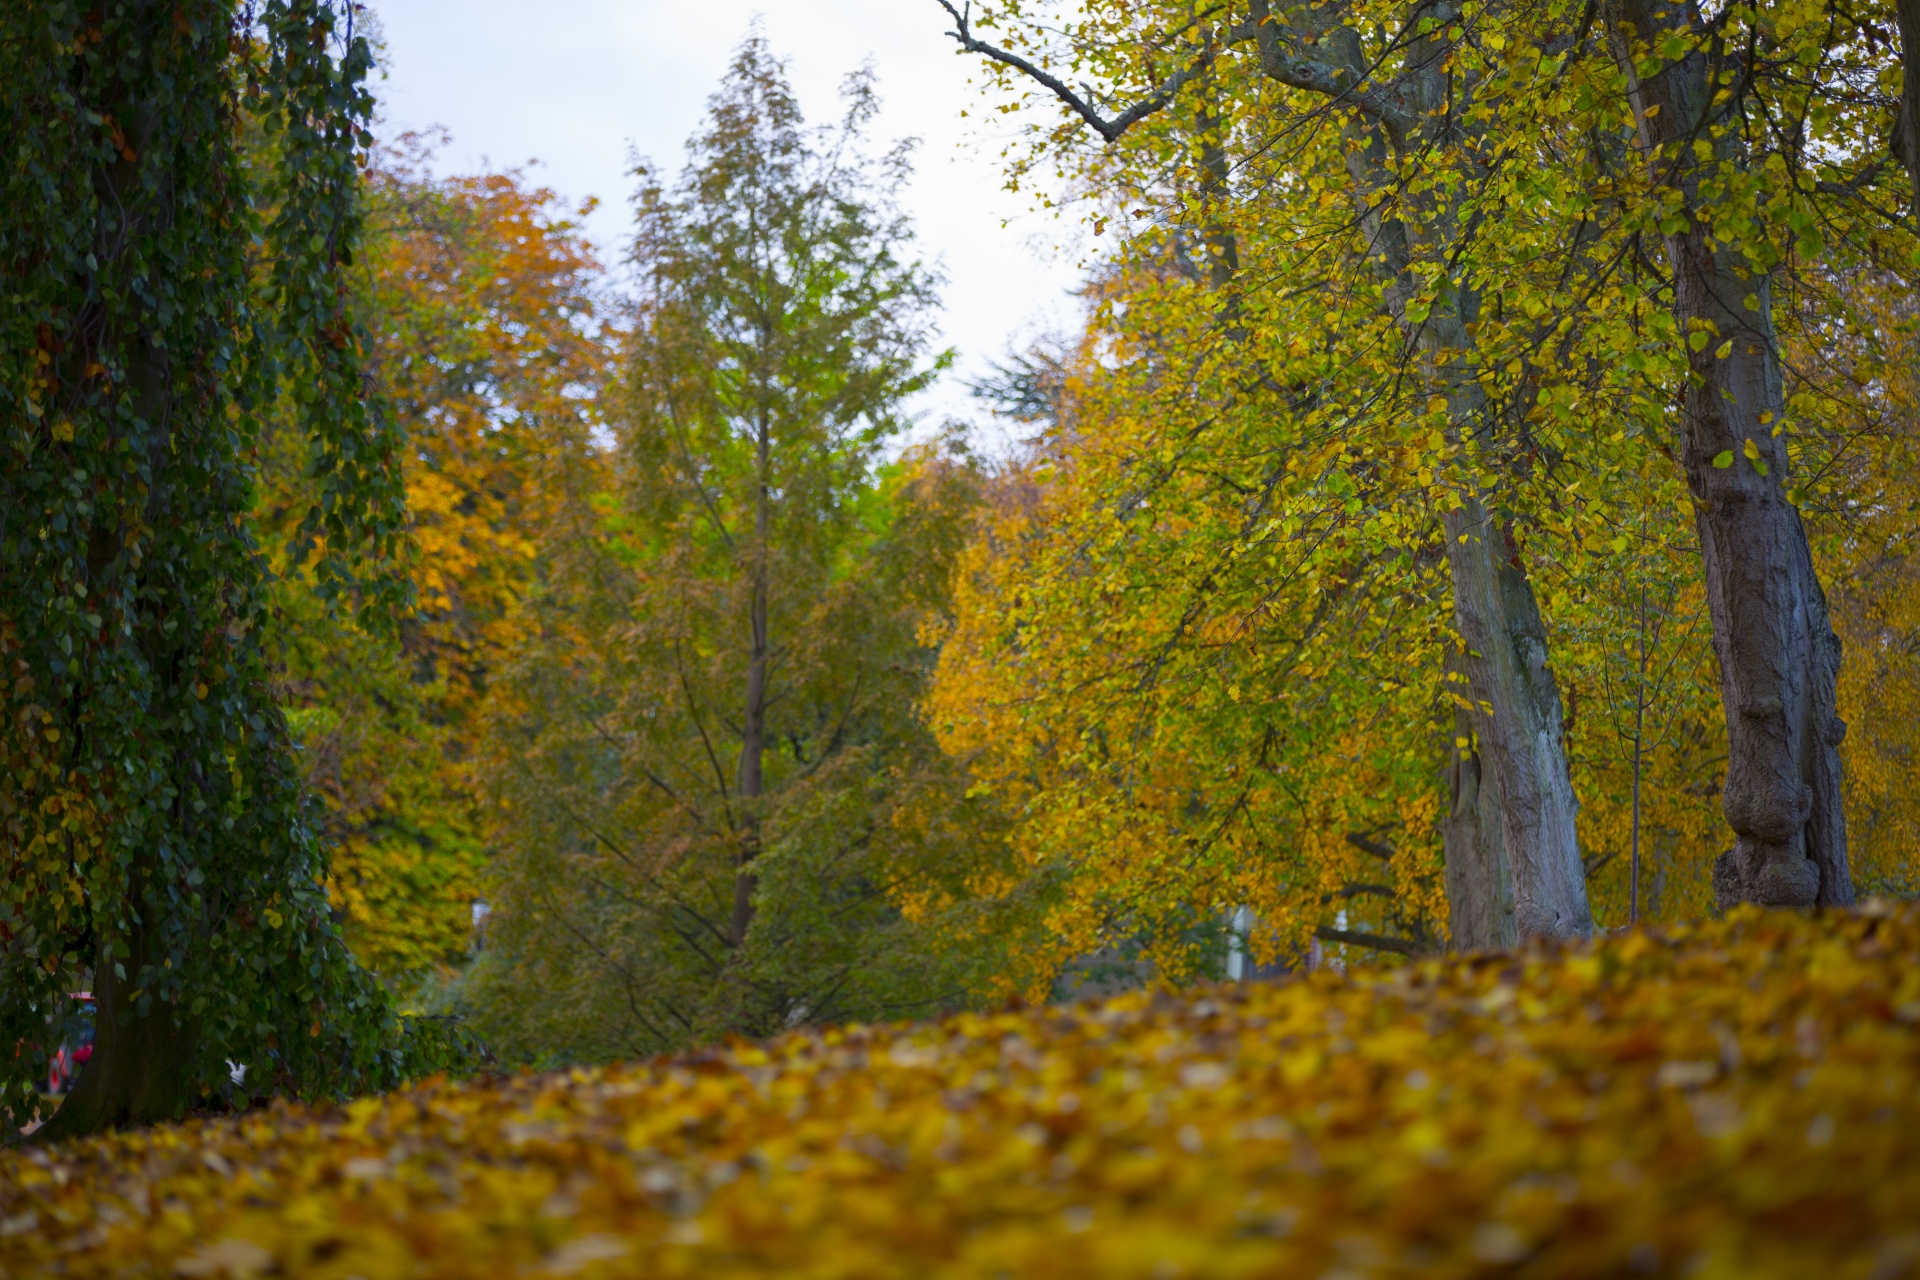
{"left": 367, "top": 0, "right": 1089, "bottom": 440}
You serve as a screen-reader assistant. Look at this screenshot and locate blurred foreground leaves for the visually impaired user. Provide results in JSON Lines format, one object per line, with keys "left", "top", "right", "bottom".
{"left": 5, "top": 904, "right": 1918, "bottom": 1278}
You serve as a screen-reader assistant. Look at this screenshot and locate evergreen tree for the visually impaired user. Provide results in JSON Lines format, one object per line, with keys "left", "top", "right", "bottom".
{"left": 460, "top": 39, "right": 1017, "bottom": 1059}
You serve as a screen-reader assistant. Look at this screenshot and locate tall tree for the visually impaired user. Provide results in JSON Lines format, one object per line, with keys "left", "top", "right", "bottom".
{"left": 461, "top": 40, "right": 1017, "bottom": 1056}
{"left": 628, "top": 41, "right": 946, "bottom": 956}
{"left": 933, "top": 0, "right": 1911, "bottom": 927}
{"left": 933, "top": 0, "right": 1597, "bottom": 939}
{"left": 1598, "top": 0, "right": 1877, "bottom": 908}
{"left": 0, "top": 0, "right": 426, "bottom": 1138}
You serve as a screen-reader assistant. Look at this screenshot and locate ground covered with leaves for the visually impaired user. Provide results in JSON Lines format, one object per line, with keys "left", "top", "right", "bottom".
{"left": 3, "top": 905, "right": 1917, "bottom": 1279}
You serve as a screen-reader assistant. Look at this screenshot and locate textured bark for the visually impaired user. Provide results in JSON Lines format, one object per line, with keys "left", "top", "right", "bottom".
{"left": 1443, "top": 707, "right": 1519, "bottom": 952}
{"left": 1443, "top": 504, "right": 1590, "bottom": 937}
{"left": 1608, "top": 0, "right": 1853, "bottom": 909}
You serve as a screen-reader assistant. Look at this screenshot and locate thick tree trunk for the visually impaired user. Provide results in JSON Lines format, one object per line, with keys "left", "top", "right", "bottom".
{"left": 1443, "top": 705, "right": 1519, "bottom": 951}
{"left": 1442, "top": 498, "right": 1593, "bottom": 937}
{"left": 1609, "top": 0, "right": 1853, "bottom": 910}
{"left": 33, "top": 884, "right": 197, "bottom": 1143}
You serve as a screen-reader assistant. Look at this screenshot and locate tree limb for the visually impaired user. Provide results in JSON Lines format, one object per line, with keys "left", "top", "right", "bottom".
{"left": 1315, "top": 925, "right": 1420, "bottom": 955}
{"left": 1245, "top": 0, "right": 1414, "bottom": 133}
{"left": 1345, "top": 831, "right": 1397, "bottom": 862}
{"left": 932, "top": 0, "right": 1227, "bottom": 143}
{"left": 933, "top": 0, "right": 1412, "bottom": 144}
{"left": 1322, "top": 882, "right": 1395, "bottom": 904}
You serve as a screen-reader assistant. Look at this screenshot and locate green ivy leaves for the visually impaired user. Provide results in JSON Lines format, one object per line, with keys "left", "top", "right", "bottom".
{"left": 0, "top": 0, "right": 452, "bottom": 1137}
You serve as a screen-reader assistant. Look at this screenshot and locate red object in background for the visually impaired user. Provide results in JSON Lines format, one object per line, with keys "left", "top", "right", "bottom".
{"left": 45, "top": 993, "right": 97, "bottom": 1094}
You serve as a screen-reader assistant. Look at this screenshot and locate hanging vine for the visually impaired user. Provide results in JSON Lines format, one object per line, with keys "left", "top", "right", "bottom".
{"left": 0, "top": 0, "right": 454, "bottom": 1138}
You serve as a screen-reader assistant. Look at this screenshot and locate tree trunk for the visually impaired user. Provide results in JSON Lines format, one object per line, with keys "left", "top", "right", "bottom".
{"left": 1442, "top": 498, "right": 1593, "bottom": 937}
{"left": 33, "top": 0, "right": 203, "bottom": 1139}
{"left": 1609, "top": 0, "right": 1854, "bottom": 909}
{"left": 729, "top": 415, "right": 773, "bottom": 949}
{"left": 1443, "top": 705, "right": 1519, "bottom": 951}
{"left": 33, "top": 883, "right": 197, "bottom": 1143}
{"left": 1896, "top": 0, "right": 1919, "bottom": 214}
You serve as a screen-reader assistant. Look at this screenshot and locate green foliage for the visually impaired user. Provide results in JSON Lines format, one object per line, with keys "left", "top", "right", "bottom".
{"left": 456, "top": 40, "right": 1021, "bottom": 1063}
{"left": 0, "top": 0, "right": 448, "bottom": 1133}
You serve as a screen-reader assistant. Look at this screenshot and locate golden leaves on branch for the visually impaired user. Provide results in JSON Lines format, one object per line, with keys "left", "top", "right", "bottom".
{"left": 5, "top": 905, "right": 1917, "bottom": 1277}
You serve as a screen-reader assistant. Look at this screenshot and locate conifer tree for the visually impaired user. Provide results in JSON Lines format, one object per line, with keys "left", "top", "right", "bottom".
{"left": 462, "top": 39, "right": 1016, "bottom": 1057}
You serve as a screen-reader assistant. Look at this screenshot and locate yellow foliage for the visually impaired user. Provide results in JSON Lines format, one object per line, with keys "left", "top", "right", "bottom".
{"left": 932, "top": 0, "right": 1917, "bottom": 953}
{"left": 1819, "top": 282, "right": 1920, "bottom": 901}
{"left": 7, "top": 906, "right": 1916, "bottom": 1277}
{"left": 262, "top": 145, "right": 611, "bottom": 980}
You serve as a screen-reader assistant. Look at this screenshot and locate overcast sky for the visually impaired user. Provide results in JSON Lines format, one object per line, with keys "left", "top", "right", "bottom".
{"left": 367, "top": 0, "right": 1088, "bottom": 437}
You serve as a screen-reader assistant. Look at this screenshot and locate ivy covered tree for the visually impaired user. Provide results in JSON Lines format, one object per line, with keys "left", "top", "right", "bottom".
{"left": 0, "top": 0, "right": 433, "bottom": 1139}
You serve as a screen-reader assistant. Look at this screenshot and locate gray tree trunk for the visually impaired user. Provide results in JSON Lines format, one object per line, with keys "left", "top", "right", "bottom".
{"left": 1442, "top": 495, "right": 1591, "bottom": 938}
{"left": 1443, "top": 706, "right": 1519, "bottom": 951}
{"left": 1254, "top": 0, "right": 1594, "bottom": 939}
{"left": 1607, "top": 0, "right": 1853, "bottom": 909}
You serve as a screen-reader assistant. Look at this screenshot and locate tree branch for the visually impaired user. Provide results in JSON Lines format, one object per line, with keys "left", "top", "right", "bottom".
{"left": 1345, "top": 831, "right": 1397, "bottom": 862}
{"left": 932, "top": 0, "right": 1227, "bottom": 143}
{"left": 1245, "top": 0, "right": 1414, "bottom": 133}
{"left": 1315, "top": 925, "right": 1420, "bottom": 956}
{"left": 1322, "top": 882, "right": 1395, "bottom": 904}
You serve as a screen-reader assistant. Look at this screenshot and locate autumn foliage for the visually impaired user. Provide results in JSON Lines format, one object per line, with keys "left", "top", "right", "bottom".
{"left": 3, "top": 903, "right": 1916, "bottom": 1277}
{"left": 261, "top": 145, "right": 611, "bottom": 982}
{"left": 923, "top": 0, "right": 1920, "bottom": 972}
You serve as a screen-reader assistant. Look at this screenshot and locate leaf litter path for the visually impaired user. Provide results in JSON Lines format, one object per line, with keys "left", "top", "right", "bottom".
{"left": 4, "top": 905, "right": 1918, "bottom": 1278}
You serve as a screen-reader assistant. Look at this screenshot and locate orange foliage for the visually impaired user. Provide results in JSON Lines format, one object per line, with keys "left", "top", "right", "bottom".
{"left": 264, "top": 142, "right": 612, "bottom": 979}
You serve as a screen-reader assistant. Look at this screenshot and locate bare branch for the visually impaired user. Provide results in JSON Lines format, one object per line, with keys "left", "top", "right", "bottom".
{"left": 1345, "top": 831, "right": 1397, "bottom": 862}
{"left": 931, "top": 0, "right": 1225, "bottom": 143}
{"left": 1322, "top": 882, "right": 1396, "bottom": 904}
{"left": 1315, "top": 925, "right": 1422, "bottom": 955}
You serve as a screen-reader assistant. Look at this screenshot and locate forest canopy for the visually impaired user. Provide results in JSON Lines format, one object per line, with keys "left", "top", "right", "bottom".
{"left": 0, "top": 0, "right": 1916, "bottom": 1163}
